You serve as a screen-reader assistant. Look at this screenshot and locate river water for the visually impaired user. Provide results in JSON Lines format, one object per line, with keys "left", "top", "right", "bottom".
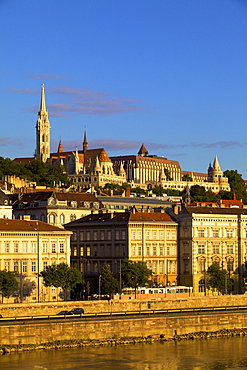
{"left": 1, "top": 336, "right": 247, "bottom": 370}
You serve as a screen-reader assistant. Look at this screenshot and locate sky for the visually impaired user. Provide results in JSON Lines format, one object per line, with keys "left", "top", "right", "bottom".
{"left": 0, "top": 0, "right": 247, "bottom": 178}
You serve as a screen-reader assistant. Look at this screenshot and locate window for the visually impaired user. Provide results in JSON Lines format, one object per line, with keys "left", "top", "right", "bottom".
{"left": 4, "top": 262, "right": 10, "bottom": 271}
{"left": 22, "top": 261, "right": 27, "bottom": 273}
{"left": 121, "top": 230, "right": 126, "bottom": 240}
{"left": 172, "top": 245, "right": 176, "bottom": 255}
{"left": 198, "top": 229, "right": 205, "bottom": 238}
{"left": 80, "top": 232, "right": 84, "bottom": 241}
{"left": 146, "top": 246, "right": 150, "bottom": 256}
{"left": 138, "top": 246, "right": 142, "bottom": 256}
{"left": 14, "top": 261, "right": 19, "bottom": 272}
{"left": 172, "top": 231, "right": 176, "bottom": 240}
{"left": 60, "top": 243, "right": 64, "bottom": 253}
{"left": 32, "top": 261, "right": 36, "bottom": 272}
{"left": 72, "top": 232, "right": 77, "bottom": 241}
{"left": 213, "top": 244, "right": 220, "bottom": 254}
{"left": 14, "top": 242, "right": 19, "bottom": 253}
{"left": 198, "top": 259, "right": 206, "bottom": 273}
{"left": 49, "top": 214, "right": 55, "bottom": 224}
{"left": 100, "top": 231, "right": 104, "bottom": 240}
{"left": 80, "top": 246, "right": 84, "bottom": 256}
{"left": 93, "top": 231, "right": 98, "bottom": 240}
{"left": 226, "top": 229, "right": 233, "bottom": 238}
{"left": 198, "top": 244, "right": 205, "bottom": 254}
{"left": 160, "top": 262, "right": 164, "bottom": 273}
{"left": 43, "top": 242, "right": 47, "bottom": 253}
{"left": 146, "top": 231, "right": 150, "bottom": 240}
{"left": 86, "top": 232, "right": 90, "bottom": 241}
{"left": 153, "top": 246, "right": 157, "bottom": 256}
{"left": 159, "top": 231, "right": 164, "bottom": 240}
{"left": 43, "top": 261, "right": 48, "bottom": 271}
{"left": 159, "top": 246, "right": 164, "bottom": 255}
{"left": 167, "top": 232, "right": 170, "bottom": 240}
{"left": 73, "top": 247, "right": 77, "bottom": 256}
{"left": 153, "top": 231, "right": 157, "bottom": 240}
{"left": 86, "top": 246, "right": 91, "bottom": 256}
{"left": 31, "top": 242, "right": 36, "bottom": 253}
{"left": 60, "top": 214, "right": 65, "bottom": 224}
{"left": 213, "top": 229, "right": 219, "bottom": 238}
{"left": 199, "top": 279, "right": 205, "bottom": 293}
{"left": 93, "top": 262, "right": 98, "bottom": 273}
{"left": 23, "top": 242, "right": 28, "bottom": 253}
{"left": 52, "top": 243, "right": 56, "bottom": 253}
{"left": 138, "top": 231, "right": 142, "bottom": 240}
{"left": 227, "top": 259, "right": 234, "bottom": 271}
{"left": 132, "top": 231, "right": 136, "bottom": 240}
{"left": 132, "top": 245, "right": 136, "bottom": 256}
{"left": 70, "top": 214, "right": 76, "bottom": 222}
{"left": 5, "top": 242, "right": 9, "bottom": 253}
{"left": 227, "top": 244, "right": 234, "bottom": 254}
{"left": 167, "top": 246, "right": 170, "bottom": 255}
{"left": 107, "top": 231, "right": 111, "bottom": 240}
{"left": 93, "top": 246, "right": 97, "bottom": 257}
{"left": 115, "top": 231, "right": 120, "bottom": 240}
{"left": 153, "top": 262, "right": 157, "bottom": 273}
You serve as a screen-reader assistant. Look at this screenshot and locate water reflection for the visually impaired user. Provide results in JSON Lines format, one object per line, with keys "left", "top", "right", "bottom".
{"left": 1, "top": 337, "right": 247, "bottom": 370}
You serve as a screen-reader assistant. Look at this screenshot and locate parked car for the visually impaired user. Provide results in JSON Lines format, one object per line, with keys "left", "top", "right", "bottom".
{"left": 0, "top": 314, "right": 2, "bottom": 318}
{"left": 69, "top": 308, "right": 84, "bottom": 315}
{"left": 57, "top": 310, "right": 73, "bottom": 315}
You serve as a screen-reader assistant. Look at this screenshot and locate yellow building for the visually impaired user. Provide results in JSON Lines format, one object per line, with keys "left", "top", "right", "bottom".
{"left": 0, "top": 218, "right": 71, "bottom": 303}
{"left": 64, "top": 210, "right": 178, "bottom": 290}
{"left": 170, "top": 206, "right": 247, "bottom": 295}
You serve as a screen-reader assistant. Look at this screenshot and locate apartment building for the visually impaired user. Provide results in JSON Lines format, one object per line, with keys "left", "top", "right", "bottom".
{"left": 0, "top": 218, "right": 71, "bottom": 302}
{"left": 170, "top": 206, "right": 247, "bottom": 295}
{"left": 64, "top": 210, "right": 178, "bottom": 290}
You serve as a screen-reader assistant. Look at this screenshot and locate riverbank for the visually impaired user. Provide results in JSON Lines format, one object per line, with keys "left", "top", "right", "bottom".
{"left": 1, "top": 327, "right": 247, "bottom": 355}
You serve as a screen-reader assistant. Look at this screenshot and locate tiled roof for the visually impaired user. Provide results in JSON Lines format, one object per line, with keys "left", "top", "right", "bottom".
{"left": 13, "top": 157, "right": 35, "bottom": 164}
{"left": 0, "top": 219, "right": 69, "bottom": 232}
{"left": 181, "top": 206, "right": 247, "bottom": 216}
{"left": 110, "top": 155, "right": 181, "bottom": 169}
{"left": 65, "top": 211, "right": 176, "bottom": 227}
{"left": 9, "top": 191, "right": 103, "bottom": 208}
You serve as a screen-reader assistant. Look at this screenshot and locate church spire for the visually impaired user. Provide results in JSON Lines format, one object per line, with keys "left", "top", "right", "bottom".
{"left": 83, "top": 127, "right": 88, "bottom": 153}
{"left": 40, "top": 83, "right": 46, "bottom": 112}
{"left": 35, "top": 83, "right": 51, "bottom": 163}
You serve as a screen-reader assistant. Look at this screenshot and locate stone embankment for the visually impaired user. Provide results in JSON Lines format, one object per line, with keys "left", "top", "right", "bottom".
{"left": 1, "top": 328, "right": 247, "bottom": 355}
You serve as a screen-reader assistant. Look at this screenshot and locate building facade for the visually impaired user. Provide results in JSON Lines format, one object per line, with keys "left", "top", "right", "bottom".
{"left": 64, "top": 211, "right": 178, "bottom": 290}
{"left": 111, "top": 146, "right": 230, "bottom": 193}
{"left": 10, "top": 191, "right": 102, "bottom": 228}
{"left": 169, "top": 206, "right": 247, "bottom": 295}
{"left": 0, "top": 218, "right": 71, "bottom": 303}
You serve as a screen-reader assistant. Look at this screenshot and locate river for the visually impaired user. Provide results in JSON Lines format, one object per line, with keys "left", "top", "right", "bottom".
{"left": 1, "top": 336, "right": 247, "bottom": 370}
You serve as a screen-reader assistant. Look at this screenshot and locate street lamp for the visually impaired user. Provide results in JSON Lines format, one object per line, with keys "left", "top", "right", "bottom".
{"left": 99, "top": 274, "right": 101, "bottom": 300}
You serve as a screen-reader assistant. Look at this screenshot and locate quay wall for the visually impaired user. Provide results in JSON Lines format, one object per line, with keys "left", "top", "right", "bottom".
{"left": 1, "top": 311, "right": 247, "bottom": 345}
{"left": 1, "top": 294, "right": 247, "bottom": 317}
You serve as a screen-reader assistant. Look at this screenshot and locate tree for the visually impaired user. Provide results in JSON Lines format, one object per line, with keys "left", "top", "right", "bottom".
{"left": 207, "top": 263, "right": 232, "bottom": 295}
{"left": 40, "top": 263, "right": 83, "bottom": 300}
{"left": 224, "top": 170, "right": 247, "bottom": 203}
{"left": 182, "top": 174, "right": 193, "bottom": 182}
{"left": 100, "top": 263, "right": 118, "bottom": 297}
{"left": 121, "top": 260, "right": 152, "bottom": 296}
{"left": 0, "top": 270, "right": 18, "bottom": 303}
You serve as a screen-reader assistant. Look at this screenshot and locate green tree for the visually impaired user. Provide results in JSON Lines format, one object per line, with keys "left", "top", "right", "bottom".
{"left": 224, "top": 170, "right": 247, "bottom": 203}
{"left": 131, "top": 187, "right": 147, "bottom": 196}
{"left": 121, "top": 260, "right": 152, "bottom": 296}
{"left": 207, "top": 263, "right": 232, "bottom": 295}
{"left": 182, "top": 174, "right": 193, "bottom": 182}
{"left": 100, "top": 263, "right": 118, "bottom": 297}
{"left": 40, "top": 263, "right": 83, "bottom": 300}
{"left": 0, "top": 270, "right": 18, "bottom": 303}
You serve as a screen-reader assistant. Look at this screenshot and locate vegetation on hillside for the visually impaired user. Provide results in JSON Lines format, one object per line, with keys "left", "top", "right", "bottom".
{"left": 0, "top": 157, "right": 70, "bottom": 188}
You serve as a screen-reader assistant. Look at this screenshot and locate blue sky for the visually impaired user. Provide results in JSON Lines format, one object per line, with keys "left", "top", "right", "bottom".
{"left": 1, "top": 0, "right": 247, "bottom": 178}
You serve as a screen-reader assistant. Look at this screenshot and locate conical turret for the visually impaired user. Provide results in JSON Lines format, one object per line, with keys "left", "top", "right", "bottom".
{"left": 83, "top": 128, "right": 88, "bottom": 153}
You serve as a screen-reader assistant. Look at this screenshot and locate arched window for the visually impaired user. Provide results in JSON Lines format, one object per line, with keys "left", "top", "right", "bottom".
{"left": 49, "top": 214, "right": 55, "bottom": 224}
{"left": 60, "top": 214, "right": 65, "bottom": 224}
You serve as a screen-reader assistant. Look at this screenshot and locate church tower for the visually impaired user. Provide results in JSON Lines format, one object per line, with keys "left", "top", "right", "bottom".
{"left": 35, "top": 83, "right": 51, "bottom": 162}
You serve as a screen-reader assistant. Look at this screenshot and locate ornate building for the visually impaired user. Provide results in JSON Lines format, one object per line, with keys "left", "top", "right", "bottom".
{"left": 111, "top": 145, "right": 230, "bottom": 193}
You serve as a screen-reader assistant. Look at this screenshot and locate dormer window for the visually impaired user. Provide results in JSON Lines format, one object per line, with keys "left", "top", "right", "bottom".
{"left": 84, "top": 202, "right": 90, "bottom": 209}
{"left": 71, "top": 201, "right": 77, "bottom": 208}
{"left": 93, "top": 202, "right": 99, "bottom": 209}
